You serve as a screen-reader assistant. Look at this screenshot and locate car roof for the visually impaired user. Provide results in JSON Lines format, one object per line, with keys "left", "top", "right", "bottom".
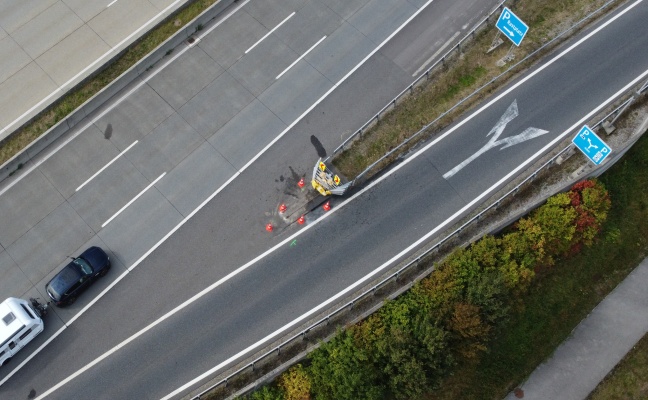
{"left": 47, "top": 262, "right": 82, "bottom": 297}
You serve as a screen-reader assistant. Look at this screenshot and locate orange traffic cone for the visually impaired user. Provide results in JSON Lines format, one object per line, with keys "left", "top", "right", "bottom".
{"left": 297, "top": 177, "right": 305, "bottom": 188}
{"left": 265, "top": 223, "right": 273, "bottom": 232}
{"left": 322, "top": 201, "right": 331, "bottom": 211}
{"left": 279, "top": 204, "right": 287, "bottom": 213}
{"left": 297, "top": 215, "right": 305, "bottom": 224}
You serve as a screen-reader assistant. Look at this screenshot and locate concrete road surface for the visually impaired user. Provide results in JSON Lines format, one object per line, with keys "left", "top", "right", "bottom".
{"left": 0, "top": 0, "right": 192, "bottom": 141}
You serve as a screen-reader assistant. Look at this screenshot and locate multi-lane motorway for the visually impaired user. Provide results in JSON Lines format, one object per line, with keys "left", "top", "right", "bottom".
{"left": 0, "top": 0, "right": 501, "bottom": 397}
{"left": 1, "top": 0, "right": 647, "bottom": 399}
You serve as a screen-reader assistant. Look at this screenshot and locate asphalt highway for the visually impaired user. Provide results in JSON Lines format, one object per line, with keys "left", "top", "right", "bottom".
{"left": 0, "top": 0, "right": 504, "bottom": 398}
{"left": 31, "top": 0, "right": 648, "bottom": 398}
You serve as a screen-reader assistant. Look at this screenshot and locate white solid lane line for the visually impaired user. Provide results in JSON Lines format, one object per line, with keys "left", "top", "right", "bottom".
{"left": 101, "top": 172, "right": 166, "bottom": 228}
{"left": 162, "top": 1, "right": 648, "bottom": 397}
{"left": 276, "top": 36, "right": 327, "bottom": 80}
{"left": 31, "top": 1, "right": 442, "bottom": 398}
{"left": 245, "top": 12, "right": 296, "bottom": 54}
{"left": 0, "top": 0, "right": 256, "bottom": 390}
{"left": 107, "top": 0, "right": 119, "bottom": 7}
{"left": 164, "top": 67, "right": 648, "bottom": 400}
{"left": 76, "top": 141, "right": 138, "bottom": 192}
{"left": 31, "top": 0, "right": 646, "bottom": 397}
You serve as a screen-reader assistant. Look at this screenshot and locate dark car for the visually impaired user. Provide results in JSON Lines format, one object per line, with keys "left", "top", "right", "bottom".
{"left": 45, "top": 247, "right": 111, "bottom": 307}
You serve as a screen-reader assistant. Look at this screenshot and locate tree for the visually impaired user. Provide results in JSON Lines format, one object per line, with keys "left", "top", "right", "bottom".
{"left": 279, "top": 364, "right": 311, "bottom": 400}
{"left": 496, "top": 251, "right": 535, "bottom": 295}
{"left": 569, "top": 179, "right": 611, "bottom": 246}
{"left": 516, "top": 193, "right": 577, "bottom": 267}
{"left": 309, "top": 329, "right": 383, "bottom": 400}
{"left": 449, "top": 303, "right": 491, "bottom": 359}
{"left": 250, "top": 386, "right": 285, "bottom": 400}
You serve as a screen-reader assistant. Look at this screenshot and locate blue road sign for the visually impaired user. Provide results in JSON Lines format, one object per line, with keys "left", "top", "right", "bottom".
{"left": 572, "top": 125, "right": 612, "bottom": 165}
{"left": 496, "top": 7, "right": 529, "bottom": 46}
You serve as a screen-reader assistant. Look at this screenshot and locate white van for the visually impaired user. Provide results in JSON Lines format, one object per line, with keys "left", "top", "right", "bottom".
{"left": 0, "top": 298, "right": 44, "bottom": 366}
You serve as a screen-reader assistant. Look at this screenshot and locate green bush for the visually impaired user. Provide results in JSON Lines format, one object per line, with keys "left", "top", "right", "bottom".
{"left": 278, "top": 364, "right": 311, "bottom": 400}
{"left": 248, "top": 179, "right": 611, "bottom": 400}
{"left": 247, "top": 385, "right": 284, "bottom": 400}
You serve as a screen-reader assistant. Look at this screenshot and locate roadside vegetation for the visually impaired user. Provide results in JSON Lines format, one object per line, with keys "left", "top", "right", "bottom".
{"left": 0, "top": 0, "right": 219, "bottom": 166}
{"left": 428, "top": 120, "right": 648, "bottom": 399}
{"left": 588, "top": 332, "right": 648, "bottom": 400}
{"left": 333, "top": 0, "right": 621, "bottom": 179}
{"left": 3, "top": 0, "right": 646, "bottom": 398}
{"left": 238, "top": 176, "right": 625, "bottom": 400}
{"left": 233, "top": 0, "right": 648, "bottom": 398}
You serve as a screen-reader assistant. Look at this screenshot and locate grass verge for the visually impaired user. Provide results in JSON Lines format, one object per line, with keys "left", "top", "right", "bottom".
{"left": 426, "top": 113, "right": 648, "bottom": 399}
{"left": 588, "top": 332, "right": 648, "bottom": 399}
{"left": 0, "top": 0, "right": 219, "bottom": 166}
{"left": 332, "top": 0, "right": 623, "bottom": 179}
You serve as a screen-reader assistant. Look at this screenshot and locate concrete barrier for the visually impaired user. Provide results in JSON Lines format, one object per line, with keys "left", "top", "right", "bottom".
{"left": 0, "top": 0, "right": 236, "bottom": 184}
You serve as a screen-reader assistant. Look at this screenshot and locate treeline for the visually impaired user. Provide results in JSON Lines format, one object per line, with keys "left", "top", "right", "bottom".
{"left": 245, "top": 179, "right": 611, "bottom": 400}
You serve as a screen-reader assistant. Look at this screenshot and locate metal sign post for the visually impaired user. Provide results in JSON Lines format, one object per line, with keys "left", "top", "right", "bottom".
{"left": 494, "top": 7, "right": 528, "bottom": 66}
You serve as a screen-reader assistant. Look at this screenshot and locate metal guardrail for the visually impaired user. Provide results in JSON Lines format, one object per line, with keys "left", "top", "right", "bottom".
{"left": 194, "top": 83, "right": 645, "bottom": 400}
{"left": 0, "top": 0, "right": 237, "bottom": 184}
{"left": 324, "top": 0, "right": 510, "bottom": 161}
{"left": 641, "top": 78, "right": 648, "bottom": 93}
{"left": 191, "top": 1, "right": 632, "bottom": 398}
{"left": 331, "top": 0, "right": 619, "bottom": 184}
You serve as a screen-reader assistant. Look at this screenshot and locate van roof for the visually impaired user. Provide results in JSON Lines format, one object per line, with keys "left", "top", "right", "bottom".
{"left": 0, "top": 298, "right": 33, "bottom": 345}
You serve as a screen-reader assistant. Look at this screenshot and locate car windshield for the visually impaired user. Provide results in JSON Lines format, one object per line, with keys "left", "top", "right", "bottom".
{"left": 74, "top": 258, "right": 93, "bottom": 275}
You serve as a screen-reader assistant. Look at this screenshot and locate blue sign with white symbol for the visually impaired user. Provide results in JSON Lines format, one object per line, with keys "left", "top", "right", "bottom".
{"left": 496, "top": 7, "right": 529, "bottom": 46}
{"left": 572, "top": 125, "right": 612, "bottom": 165}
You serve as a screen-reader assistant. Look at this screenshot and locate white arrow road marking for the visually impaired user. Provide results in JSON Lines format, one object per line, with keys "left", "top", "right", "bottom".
{"left": 486, "top": 99, "right": 518, "bottom": 137}
{"left": 498, "top": 127, "right": 550, "bottom": 149}
{"left": 444, "top": 99, "right": 517, "bottom": 178}
{"left": 443, "top": 99, "right": 549, "bottom": 179}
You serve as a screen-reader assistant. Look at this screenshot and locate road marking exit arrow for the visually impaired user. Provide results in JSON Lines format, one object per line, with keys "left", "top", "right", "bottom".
{"left": 443, "top": 100, "right": 549, "bottom": 179}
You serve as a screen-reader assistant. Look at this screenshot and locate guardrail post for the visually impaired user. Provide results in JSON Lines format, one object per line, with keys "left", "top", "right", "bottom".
{"left": 640, "top": 78, "right": 648, "bottom": 93}
{"left": 610, "top": 96, "right": 635, "bottom": 125}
